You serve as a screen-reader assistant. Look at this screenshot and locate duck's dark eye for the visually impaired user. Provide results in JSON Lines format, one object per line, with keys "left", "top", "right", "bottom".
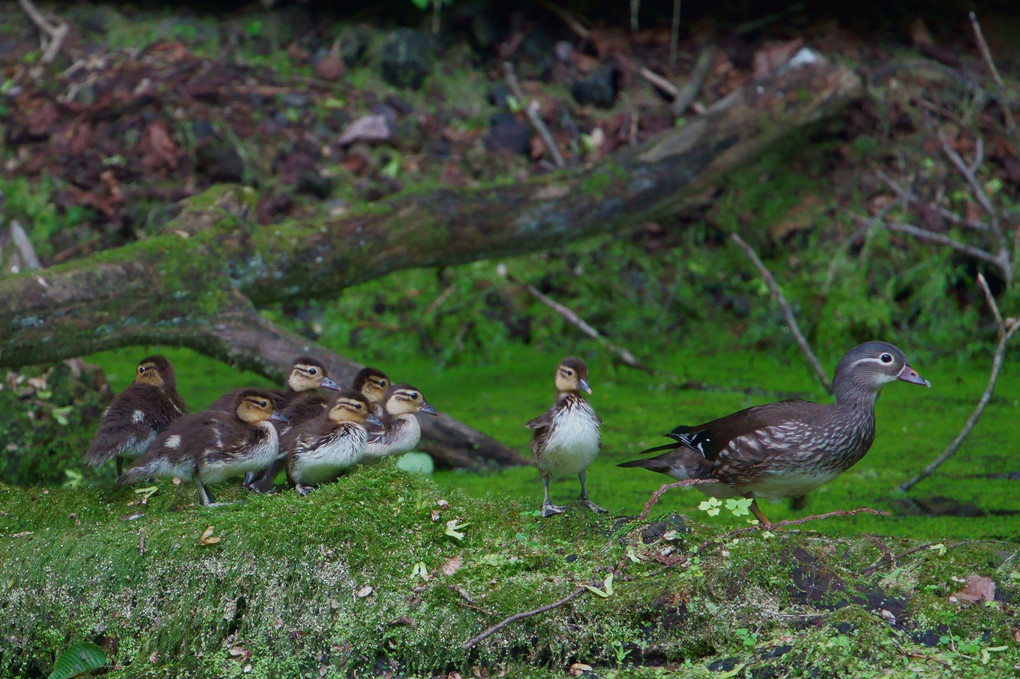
{"left": 355, "top": 403, "right": 362, "bottom": 409}
{"left": 564, "top": 370, "right": 573, "bottom": 376}
{"left": 259, "top": 400, "right": 267, "bottom": 407}
{"left": 880, "top": 353, "right": 893, "bottom": 364}
{"left": 379, "top": 379, "right": 388, "bottom": 387}
{"left": 308, "top": 368, "right": 317, "bottom": 375}
{"left": 410, "top": 392, "right": 419, "bottom": 400}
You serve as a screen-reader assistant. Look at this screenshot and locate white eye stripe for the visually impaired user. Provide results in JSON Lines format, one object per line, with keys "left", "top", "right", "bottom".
{"left": 851, "top": 357, "right": 893, "bottom": 369}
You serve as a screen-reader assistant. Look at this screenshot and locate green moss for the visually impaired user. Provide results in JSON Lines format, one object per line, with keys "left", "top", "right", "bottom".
{"left": 2, "top": 463, "right": 1018, "bottom": 678}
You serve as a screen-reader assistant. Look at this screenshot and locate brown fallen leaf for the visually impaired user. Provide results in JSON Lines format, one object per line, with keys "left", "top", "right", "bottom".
{"left": 356, "top": 585, "right": 374, "bottom": 599}
{"left": 338, "top": 114, "right": 393, "bottom": 146}
{"left": 442, "top": 555, "right": 463, "bottom": 577}
{"left": 199, "top": 525, "right": 221, "bottom": 545}
{"left": 950, "top": 574, "right": 996, "bottom": 604}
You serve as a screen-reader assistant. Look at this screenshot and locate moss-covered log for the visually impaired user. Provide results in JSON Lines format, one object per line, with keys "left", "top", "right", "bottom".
{"left": 0, "top": 59, "right": 862, "bottom": 468}
{"left": 2, "top": 467, "right": 1018, "bottom": 678}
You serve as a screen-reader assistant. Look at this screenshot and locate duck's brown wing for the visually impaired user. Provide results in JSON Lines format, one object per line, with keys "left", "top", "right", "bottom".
{"left": 85, "top": 384, "right": 184, "bottom": 465}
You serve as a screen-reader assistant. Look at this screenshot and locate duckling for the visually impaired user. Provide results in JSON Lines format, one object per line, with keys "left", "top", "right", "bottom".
{"left": 361, "top": 384, "right": 439, "bottom": 461}
{"left": 84, "top": 355, "right": 188, "bottom": 476}
{"left": 217, "top": 356, "right": 340, "bottom": 492}
{"left": 284, "top": 391, "right": 383, "bottom": 495}
{"left": 117, "top": 389, "right": 285, "bottom": 507}
{"left": 209, "top": 356, "right": 340, "bottom": 415}
{"left": 352, "top": 367, "right": 391, "bottom": 416}
{"left": 618, "top": 342, "right": 930, "bottom": 525}
{"left": 527, "top": 357, "right": 605, "bottom": 517}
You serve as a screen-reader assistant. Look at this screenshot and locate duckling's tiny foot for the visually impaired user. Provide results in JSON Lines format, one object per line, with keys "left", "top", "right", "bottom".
{"left": 542, "top": 503, "right": 567, "bottom": 517}
{"left": 579, "top": 498, "right": 607, "bottom": 513}
{"left": 295, "top": 484, "right": 314, "bottom": 496}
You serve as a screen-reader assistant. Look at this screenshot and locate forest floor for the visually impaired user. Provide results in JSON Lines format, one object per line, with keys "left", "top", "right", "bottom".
{"left": 1, "top": 1, "right": 1020, "bottom": 677}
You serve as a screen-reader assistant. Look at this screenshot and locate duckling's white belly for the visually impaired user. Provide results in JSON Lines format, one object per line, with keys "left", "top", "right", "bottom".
{"left": 199, "top": 424, "right": 279, "bottom": 484}
{"left": 291, "top": 431, "right": 367, "bottom": 484}
{"left": 363, "top": 416, "right": 421, "bottom": 460}
{"left": 539, "top": 408, "right": 600, "bottom": 476}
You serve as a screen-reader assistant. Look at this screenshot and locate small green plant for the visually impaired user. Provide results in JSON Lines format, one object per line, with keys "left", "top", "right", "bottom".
{"left": 47, "top": 642, "right": 107, "bottom": 679}
{"left": 734, "top": 627, "right": 758, "bottom": 649}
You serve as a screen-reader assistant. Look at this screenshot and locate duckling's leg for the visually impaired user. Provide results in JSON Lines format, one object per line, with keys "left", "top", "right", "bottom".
{"left": 577, "top": 470, "right": 607, "bottom": 513}
{"left": 295, "top": 483, "right": 315, "bottom": 496}
{"left": 247, "top": 457, "right": 286, "bottom": 494}
{"left": 116, "top": 456, "right": 124, "bottom": 477}
{"left": 749, "top": 498, "right": 772, "bottom": 527}
{"left": 541, "top": 475, "right": 567, "bottom": 517}
{"left": 196, "top": 480, "right": 216, "bottom": 507}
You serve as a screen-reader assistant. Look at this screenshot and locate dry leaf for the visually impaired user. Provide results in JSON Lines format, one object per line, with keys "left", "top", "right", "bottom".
{"left": 569, "top": 663, "right": 593, "bottom": 676}
{"left": 950, "top": 575, "right": 996, "bottom": 603}
{"left": 442, "top": 555, "right": 463, "bottom": 576}
{"left": 199, "top": 525, "right": 220, "bottom": 545}
{"left": 356, "top": 585, "right": 374, "bottom": 598}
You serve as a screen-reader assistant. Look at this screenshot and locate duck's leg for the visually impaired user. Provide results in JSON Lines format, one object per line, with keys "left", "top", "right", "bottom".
{"left": 749, "top": 498, "right": 772, "bottom": 527}
{"left": 196, "top": 480, "right": 216, "bottom": 507}
{"left": 247, "top": 457, "right": 286, "bottom": 493}
{"left": 541, "top": 475, "right": 567, "bottom": 517}
{"left": 577, "top": 470, "right": 606, "bottom": 513}
{"left": 116, "top": 456, "right": 124, "bottom": 477}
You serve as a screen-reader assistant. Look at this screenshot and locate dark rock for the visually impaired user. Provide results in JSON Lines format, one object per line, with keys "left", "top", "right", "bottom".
{"left": 297, "top": 170, "right": 334, "bottom": 199}
{"left": 640, "top": 513, "right": 688, "bottom": 544}
{"left": 911, "top": 629, "right": 943, "bottom": 647}
{"left": 489, "top": 83, "right": 511, "bottom": 109}
{"left": 340, "top": 26, "right": 371, "bottom": 67}
{"left": 196, "top": 142, "right": 244, "bottom": 184}
{"left": 380, "top": 30, "right": 432, "bottom": 90}
{"left": 707, "top": 657, "right": 738, "bottom": 672}
{"left": 572, "top": 66, "right": 620, "bottom": 108}
{"left": 485, "top": 113, "right": 530, "bottom": 155}
{"left": 761, "top": 644, "right": 793, "bottom": 659}
{"left": 565, "top": 553, "right": 577, "bottom": 563}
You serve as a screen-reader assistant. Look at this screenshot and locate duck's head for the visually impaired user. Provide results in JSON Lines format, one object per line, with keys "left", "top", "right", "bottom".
{"left": 352, "top": 367, "right": 391, "bottom": 408}
{"left": 833, "top": 341, "right": 930, "bottom": 404}
{"left": 134, "top": 355, "right": 177, "bottom": 391}
{"left": 286, "top": 356, "right": 340, "bottom": 393}
{"left": 234, "top": 389, "right": 287, "bottom": 424}
{"left": 328, "top": 391, "right": 383, "bottom": 426}
{"left": 554, "top": 357, "right": 591, "bottom": 395}
{"left": 383, "top": 384, "right": 439, "bottom": 417}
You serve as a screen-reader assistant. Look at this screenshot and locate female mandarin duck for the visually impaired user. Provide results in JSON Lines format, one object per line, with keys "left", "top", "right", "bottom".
{"left": 283, "top": 391, "right": 382, "bottom": 495}
{"left": 528, "top": 357, "right": 606, "bottom": 518}
{"left": 619, "top": 342, "right": 930, "bottom": 525}
{"left": 84, "top": 355, "right": 188, "bottom": 476}
{"left": 117, "top": 388, "right": 285, "bottom": 507}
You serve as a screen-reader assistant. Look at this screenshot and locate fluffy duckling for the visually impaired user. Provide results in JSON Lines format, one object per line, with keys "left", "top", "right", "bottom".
{"left": 352, "top": 367, "right": 391, "bottom": 416}
{"left": 117, "top": 389, "right": 285, "bottom": 507}
{"left": 527, "top": 357, "right": 605, "bottom": 518}
{"left": 619, "top": 342, "right": 930, "bottom": 525}
{"left": 361, "top": 384, "right": 439, "bottom": 461}
{"left": 84, "top": 355, "right": 188, "bottom": 476}
{"left": 209, "top": 356, "right": 340, "bottom": 415}
{"left": 284, "top": 391, "right": 382, "bottom": 495}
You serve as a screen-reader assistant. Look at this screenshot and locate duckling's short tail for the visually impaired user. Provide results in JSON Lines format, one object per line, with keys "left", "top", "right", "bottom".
{"left": 117, "top": 462, "right": 152, "bottom": 486}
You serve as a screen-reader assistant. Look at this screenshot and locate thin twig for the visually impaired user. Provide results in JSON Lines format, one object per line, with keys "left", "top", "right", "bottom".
{"left": 503, "top": 63, "right": 566, "bottom": 169}
{"left": 17, "top": 0, "right": 69, "bottom": 65}
{"left": 461, "top": 586, "right": 586, "bottom": 649}
{"left": 730, "top": 233, "right": 832, "bottom": 393}
{"left": 669, "top": 0, "right": 681, "bottom": 70}
{"left": 640, "top": 67, "right": 679, "bottom": 99}
{"left": 671, "top": 46, "right": 714, "bottom": 117}
{"left": 879, "top": 219, "right": 1008, "bottom": 273}
{"left": 874, "top": 169, "right": 989, "bottom": 231}
{"left": 448, "top": 585, "right": 497, "bottom": 617}
{"left": 639, "top": 479, "right": 720, "bottom": 520}
{"left": 9, "top": 221, "right": 42, "bottom": 270}
{"left": 968, "top": 11, "right": 1018, "bottom": 136}
{"left": 978, "top": 272, "right": 1005, "bottom": 334}
{"left": 500, "top": 266, "right": 652, "bottom": 373}
{"left": 899, "top": 277, "right": 1019, "bottom": 492}
{"left": 535, "top": 0, "right": 590, "bottom": 40}
{"left": 731, "top": 508, "right": 890, "bottom": 534}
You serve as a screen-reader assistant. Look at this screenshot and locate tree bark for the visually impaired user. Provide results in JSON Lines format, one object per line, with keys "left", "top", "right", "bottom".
{"left": 0, "top": 59, "right": 862, "bottom": 467}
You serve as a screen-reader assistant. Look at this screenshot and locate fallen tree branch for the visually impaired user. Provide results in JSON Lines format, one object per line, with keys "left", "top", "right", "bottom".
{"left": 503, "top": 62, "right": 566, "bottom": 168}
{"left": 18, "top": 0, "right": 69, "bottom": 65}
{"left": 461, "top": 585, "right": 586, "bottom": 650}
{"left": 730, "top": 233, "right": 832, "bottom": 393}
{"left": 639, "top": 479, "right": 719, "bottom": 520}
{"left": 899, "top": 274, "right": 1018, "bottom": 492}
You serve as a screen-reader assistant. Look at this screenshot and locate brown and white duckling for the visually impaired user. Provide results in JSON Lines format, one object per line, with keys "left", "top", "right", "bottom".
{"left": 117, "top": 389, "right": 286, "bottom": 507}
{"left": 619, "top": 342, "right": 930, "bottom": 525}
{"left": 209, "top": 356, "right": 340, "bottom": 415}
{"left": 527, "top": 357, "right": 605, "bottom": 518}
{"left": 352, "top": 367, "right": 391, "bottom": 417}
{"left": 361, "top": 384, "right": 439, "bottom": 461}
{"left": 284, "top": 391, "right": 383, "bottom": 495}
{"left": 84, "top": 355, "right": 188, "bottom": 476}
